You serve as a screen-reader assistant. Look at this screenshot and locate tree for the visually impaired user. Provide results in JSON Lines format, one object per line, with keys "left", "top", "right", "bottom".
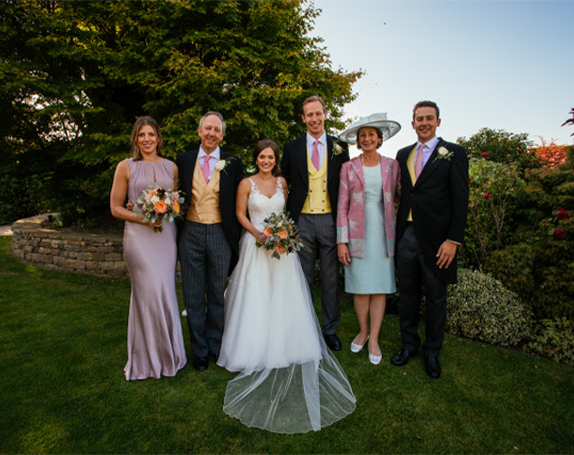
{"left": 562, "top": 107, "right": 574, "bottom": 137}
{"left": 533, "top": 137, "right": 567, "bottom": 169}
{"left": 457, "top": 127, "right": 540, "bottom": 172}
{"left": 0, "top": 0, "right": 362, "bottom": 225}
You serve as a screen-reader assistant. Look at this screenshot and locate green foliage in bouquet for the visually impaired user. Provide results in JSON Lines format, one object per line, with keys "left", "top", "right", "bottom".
{"left": 446, "top": 269, "right": 531, "bottom": 347}
{"left": 257, "top": 211, "right": 304, "bottom": 260}
{"left": 525, "top": 317, "right": 574, "bottom": 366}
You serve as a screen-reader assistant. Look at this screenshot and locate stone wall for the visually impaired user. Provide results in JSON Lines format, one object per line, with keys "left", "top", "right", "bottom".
{"left": 11, "top": 214, "right": 127, "bottom": 276}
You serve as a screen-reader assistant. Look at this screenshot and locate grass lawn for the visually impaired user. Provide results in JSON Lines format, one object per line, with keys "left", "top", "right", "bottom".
{"left": 1, "top": 236, "right": 573, "bottom": 454}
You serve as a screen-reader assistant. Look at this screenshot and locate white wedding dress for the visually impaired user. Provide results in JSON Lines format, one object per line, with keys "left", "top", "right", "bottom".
{"left": 217, "top": 178, "right": 356, "bottom": 433}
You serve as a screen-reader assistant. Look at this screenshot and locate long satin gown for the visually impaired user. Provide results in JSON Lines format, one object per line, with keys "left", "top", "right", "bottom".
{"left": 217, "top": 178, "right": 356, "bottom": 433}
{"left": 123, "top": 158, "right": 187, "bottom": 380}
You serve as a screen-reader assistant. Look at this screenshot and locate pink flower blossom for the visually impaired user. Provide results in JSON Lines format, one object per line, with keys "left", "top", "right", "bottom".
{"left": 554, "top": 229, "right": 566, "bottom": 239}
{"left": 481, "top": 152, "right": 489, "bottom": 157}
{"left": 484, "top": 192, "right": 491, "bottom": 199}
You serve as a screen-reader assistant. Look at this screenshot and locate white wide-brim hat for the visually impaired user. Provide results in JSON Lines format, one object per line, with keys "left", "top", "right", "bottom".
{"left": 338, "top": 113, "right": 401, "bottom": 144}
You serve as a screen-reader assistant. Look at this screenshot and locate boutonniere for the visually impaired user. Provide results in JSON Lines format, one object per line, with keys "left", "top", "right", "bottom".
{"left": 432, "top": 146, "right": 453, "bottom": 163}
{"left": 215, "top": 157, "right": 233, "bottom": 174}
{"left": 331, "top": 141, "right": 344, "bottom": 159}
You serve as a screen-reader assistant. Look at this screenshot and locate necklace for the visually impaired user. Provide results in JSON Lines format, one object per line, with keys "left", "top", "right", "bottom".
{"left": 361, "top": 154, "right": 380, "bottom": 178}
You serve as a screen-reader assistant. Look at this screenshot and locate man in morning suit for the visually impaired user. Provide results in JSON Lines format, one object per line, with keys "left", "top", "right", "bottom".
{"left": 177, "top": 111, "right": 244, "bottom": 372}
{"left": 391, "top": 101, "right": 469, "bottom": 378}
{"left": 281, "top": 95, "right": 350, "bottom": 351}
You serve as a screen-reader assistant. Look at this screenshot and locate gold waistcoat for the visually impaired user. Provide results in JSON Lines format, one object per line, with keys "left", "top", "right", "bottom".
{"left": 186, "top": 158, "right": 222, "bottom": 224}
{"left": 301, "top": 150, "right": 331, "bottom": 214}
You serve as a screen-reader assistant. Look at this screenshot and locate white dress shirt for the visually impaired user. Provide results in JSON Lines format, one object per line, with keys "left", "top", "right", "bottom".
{"left": 306, "top": 132, "right": 327, "bottom": 170}
{"left": 415, "top": 136, "right": 440, "bottom": 171}
{"left": 198, "top": 146, "right": 221, "bottom": 181}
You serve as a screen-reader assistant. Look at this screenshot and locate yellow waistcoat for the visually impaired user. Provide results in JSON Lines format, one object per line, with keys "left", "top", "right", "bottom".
{"left": 186, "top": 158, "right": 222, "bottom": 224}
{"left": 301, "top": 150, "right": 331, "bottom": 214}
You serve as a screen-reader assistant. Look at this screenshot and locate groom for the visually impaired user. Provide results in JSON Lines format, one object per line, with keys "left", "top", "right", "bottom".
{"left": 177, "top": 111, "right": 244, "bottom": 372}
{"left": 391, "top": 101, "right": 469, "bottom": 378}
{"left": 281, "top": 95, "right": 349, "bottom": 351}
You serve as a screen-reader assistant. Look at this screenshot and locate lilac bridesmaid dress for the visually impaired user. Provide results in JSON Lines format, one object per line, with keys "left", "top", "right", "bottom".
{"left": 123, "top": 158, "right": 187, "bottom": 380}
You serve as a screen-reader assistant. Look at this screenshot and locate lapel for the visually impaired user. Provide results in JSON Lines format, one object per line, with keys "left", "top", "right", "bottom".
{"left": 296, "top": 135, "right": 336, "bottom": 184}
{"left": 218, "top": 151, "right": 229, "bottom": 192}
{"left": 402, "top": 143, "right": 417, "bottom": 189}
{"left": 185, "top": 149, "right": 200, "bottom": 198}
{"left": 380, "top": 157, "right": 390, "bottom": 196}
{"left": 415, "top": 137, "right": 444, "bottom": 187}
{"left": 294, "top": 136, "right": 309, "bottom": 183}
{"left": 349, "top": 156, "right": 365, "bottom": 189}
{"left": 325, "top": 135, "right": 336, "bottom": 183}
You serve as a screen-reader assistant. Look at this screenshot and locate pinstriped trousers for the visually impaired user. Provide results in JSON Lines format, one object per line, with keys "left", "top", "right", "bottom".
{"left": 297, "top": 213, "right": 340, "bottom": 335}
{"left": 179, "top": 220, "right": 231, "bottom": 359}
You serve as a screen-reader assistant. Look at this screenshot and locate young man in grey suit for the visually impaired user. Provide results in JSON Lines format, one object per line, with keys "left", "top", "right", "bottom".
{"left": 177, "top": 111, "right": 244, "bottom": 371}
{"left": 281, "top": 96, "right": 350, "bottom": 351}
{"left": 391, "top": 101, "right": 469, "bottom": 378}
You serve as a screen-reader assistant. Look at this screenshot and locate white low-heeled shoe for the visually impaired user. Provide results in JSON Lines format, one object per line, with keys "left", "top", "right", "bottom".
{"left": 369, "top": 352, "right": 382, "bottom": 365}
{"left": 350, "top": 335, "right": 369, "bottom": 353}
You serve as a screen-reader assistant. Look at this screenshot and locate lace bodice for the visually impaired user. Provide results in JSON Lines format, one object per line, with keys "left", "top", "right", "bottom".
{"left": 247, "top": 178, "right": 285, "bottom": 231}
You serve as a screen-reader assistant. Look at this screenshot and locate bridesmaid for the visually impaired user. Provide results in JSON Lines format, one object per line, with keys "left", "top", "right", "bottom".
{"left": 110, "top": 116, "right": 187, "bottom": 380}
{"left": 336, "top": 113, "right": 401, "bottom": 365}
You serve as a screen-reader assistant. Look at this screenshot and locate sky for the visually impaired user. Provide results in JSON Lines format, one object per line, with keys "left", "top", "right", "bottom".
{"left": 310, "top": 0, "right": 574, "bottom": 157}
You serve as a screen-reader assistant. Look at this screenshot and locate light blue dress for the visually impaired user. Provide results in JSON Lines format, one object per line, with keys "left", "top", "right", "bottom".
{"left": 344, "top": 164, "right": 396, "bottom": 294}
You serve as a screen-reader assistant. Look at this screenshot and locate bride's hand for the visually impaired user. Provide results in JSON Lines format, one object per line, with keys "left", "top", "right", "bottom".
{"left": 255, "top": 232, "right": 266, "bottom": 245}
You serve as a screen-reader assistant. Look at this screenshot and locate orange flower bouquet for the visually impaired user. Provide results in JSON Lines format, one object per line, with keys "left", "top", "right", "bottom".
{"left": 133, "top": 185, "right": 184, "bottom": 232}
{"left": 256, "top": 211, "right": 303, "bottom": 259}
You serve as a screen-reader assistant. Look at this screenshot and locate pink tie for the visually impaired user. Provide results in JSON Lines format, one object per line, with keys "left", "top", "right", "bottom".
{"left": 311, "top": 140, "right": 320, "bottom": 171}
{"left": 202, "top": 155, "right": 211, "bottom": 182}
{"left": 415, "top": 145, "right": 425, "bottom": 178}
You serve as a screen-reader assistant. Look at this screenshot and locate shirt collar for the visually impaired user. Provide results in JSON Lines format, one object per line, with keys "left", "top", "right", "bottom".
{"left": 306, "top": 132, "right": 327, "bottom": 148}
{"left": 417, "top": 136, "right": 439, "bottom": 152}
{"left": 199, "top": 146, "right": 221, "bottom": 161}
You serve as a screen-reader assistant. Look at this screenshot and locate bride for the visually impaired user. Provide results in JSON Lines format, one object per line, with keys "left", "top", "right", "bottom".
{"left": 217, "top": 139, "right": 356, "bottom": 434}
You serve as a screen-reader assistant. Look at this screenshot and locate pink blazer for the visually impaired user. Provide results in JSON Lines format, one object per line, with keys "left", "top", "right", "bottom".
{"left": 336, "top": 155, "right": 400, "bottom": 258}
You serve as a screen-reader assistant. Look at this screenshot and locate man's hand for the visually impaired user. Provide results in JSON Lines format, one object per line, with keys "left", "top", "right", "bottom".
{"left": 436, "top": 240, "right": 458, "bottom": 269}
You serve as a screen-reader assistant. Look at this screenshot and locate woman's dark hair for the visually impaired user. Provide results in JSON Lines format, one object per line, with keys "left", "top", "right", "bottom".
{"left": 131, "top": 116, "right": 163, "bottom": 161}
{"left": 356, "top": 126, "right": 383, "bottom": 150}
{"left": 253, "top": 139, "right": 281, "bottom": 176}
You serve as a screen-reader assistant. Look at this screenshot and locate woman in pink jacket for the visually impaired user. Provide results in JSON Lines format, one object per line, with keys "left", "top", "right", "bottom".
{"left": 337, "top": 113, "right": 401, "bottom": 365}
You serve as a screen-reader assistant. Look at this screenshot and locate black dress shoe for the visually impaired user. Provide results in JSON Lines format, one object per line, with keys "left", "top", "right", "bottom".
{"left": 391, "top": 348, "right": 417, "bottom": 366}
{"left": 323, "top": 333, "right": 342, "bottom": 351}
{"left": 209, "top": 351, "right": 219, "bottom": 363}
{"left": 425, "top": 356, "right": 441, "bottom": 379}
{"left": 192, "top": 356, "right": 209, "bottom": 372}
